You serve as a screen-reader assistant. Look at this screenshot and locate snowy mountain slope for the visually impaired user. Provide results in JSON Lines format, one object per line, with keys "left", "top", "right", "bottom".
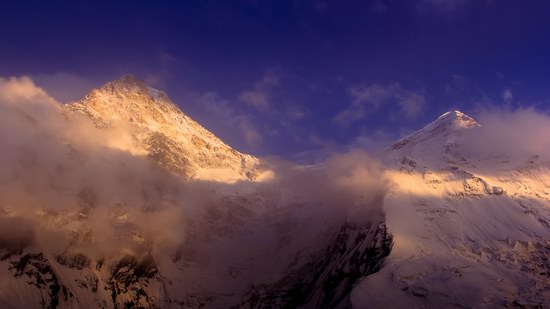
{"left": 0, "top": 76, "right": 392, "bottom": 309}
{"left": 0, "top": 190, "right": 390, "bottom": 309}
{"left": 6, "top": 74, "right": 547, "bottom": 308}
{"left": 352, "top": 111, "right": 550, "bottom": 308}
{"left": 65, "top": 75, "right": 261, "bottom": 182}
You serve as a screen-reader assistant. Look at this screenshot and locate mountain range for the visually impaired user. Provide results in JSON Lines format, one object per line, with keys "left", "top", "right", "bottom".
{"left": 0, "top": 76, "right": 548, "bottom": 308}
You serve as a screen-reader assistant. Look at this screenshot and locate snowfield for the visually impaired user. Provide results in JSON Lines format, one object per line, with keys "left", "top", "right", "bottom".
{"left": 352, "top": 111, "right": 550, "bottom": 308}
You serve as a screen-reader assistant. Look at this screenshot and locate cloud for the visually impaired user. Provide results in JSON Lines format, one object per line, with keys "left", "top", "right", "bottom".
{"left": 285, "top": 105, "right": 308, "bottom": 120}
{"left": 444, "top": 74, "right": 469, "bottom": 94}
{"left": 267, "top": 150, "right": 387, "bottom": 211}
{"left": 0, "top": 76, "right": 57, "bottom": 104}
{"left": 0, "top": 76, "right": 189, "bottom": 260}
{"left": 373, "top": 0, "right": 468, "bottom": 16}
{"left": 143, "top": 49, "right": 177, "bottom": 88}
{"left": 0, "top": 76, "right": 392, "bottom": 306}
{"left": 239, "top": 90, "right": 269, "bottom": 110}
{"left": 397, "top": 90, "right": 425, "bottom": 118}
{"left": 239, "top": 70, "right": 279, "bottom": 111}
{"left": 372, "top": 0, "right": 388, "bottom": 12}
{"left": 462, "top": 107, "right": 550, "bottom": 160}
{"left": 200, "top": 91, "right": 263, "bottom": 146}
{"left": 334, "top": 83, "right": 425, "bottom": 126}
{"left": 502, "top": 88, "right": 513, "bottom": 103}
{"left": 238, "top": 118, "right": 262, "bottom": 145}
{"left": 352, "top": 130, "right": 397, "bottom": 152}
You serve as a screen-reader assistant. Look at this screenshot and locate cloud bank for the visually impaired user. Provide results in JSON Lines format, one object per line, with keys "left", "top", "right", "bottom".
{"left": 0, "top": 75, "right": 388, "bottom": 274}
{"left": 0, "top": 76, "right": 189, "bottom": 260}
{"left": 462, "top": 107, "right": 550, "bottom": 160}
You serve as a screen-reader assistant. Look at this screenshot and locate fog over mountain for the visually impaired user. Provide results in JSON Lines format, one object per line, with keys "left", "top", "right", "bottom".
{"left": 4, "top": 0, "right": 550, "bottom": 307}
{"left": 0, "top": 76, "right": 391, "bottom": 308}
{"left": 0, "top": 75, "right": 549, "bottom": 308}
{"left": 353, "top": 110, "right": 550, "bottom": 308}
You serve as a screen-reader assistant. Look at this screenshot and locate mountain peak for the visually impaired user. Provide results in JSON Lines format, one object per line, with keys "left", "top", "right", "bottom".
{"left": 65, "top": 76, "right": 261, "bottom": 181}
{"left": 387, "top": 110, "right": 479, "bottom": 155}
{"left": 67, "top": 75, "right": 179, "bottom": 131}
{"left": 104, "top": 74, "right": 146, "bottom": 91}
{"left": 93, "top": 74, "right": 165, "bottom": 102}
{"left": 414, "top": 110, "right": 479, "bottom": 138}
{"left": 116, "top": 73, "right": 141, "bottom": 85}
{"left": 435, "top": 110, "right": 479, "bottom": 129}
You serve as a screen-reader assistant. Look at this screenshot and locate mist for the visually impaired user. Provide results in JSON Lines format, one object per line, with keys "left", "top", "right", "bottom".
{"left": 0, "top": 76, "right": 388, "bottom": 280}
{"left": 462, "top": 107, "right": 550, "bottom": 161}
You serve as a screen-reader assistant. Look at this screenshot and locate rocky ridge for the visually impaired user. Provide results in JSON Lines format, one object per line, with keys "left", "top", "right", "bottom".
{"left": 65, "top": 75, "right": 260, "bottom": 182}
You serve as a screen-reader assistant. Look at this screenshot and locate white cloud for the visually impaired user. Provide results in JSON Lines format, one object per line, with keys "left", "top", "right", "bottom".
{"left": 334, "top": 83, "right": 425, "bottom": 126}
{"left": 286, "top": 105, "right": 308, "bottom": 120}
{"left": 239, "top": 70, "right": 279, "bottom": 111}
{"left": 463, "top": 107, "right": 550, "bottom": 160}
{"left": 239, "top": 90, "right": 269, "bottom": 110}
{"left": 239, "top": 119, "right": 262, "bottom": 145}
{"left": 0, "top": 75, "right": 391, "bottom": 306}
{"left": 0, "top": 76, "right": 57, "bottom": 105}
{"left": 396, "top": 90, "right": 425, "bottom": 118}
{"left": 352, "top": 130, "right": 397, "bottom": 152}
{"left": 502, "top": 88, "right": 513, "bottom": 103}
{"left": 200, "top": 91, "right": 263, "bottom": 146}
{"left": 0, "top": 76, "right": 188, "bottom": 259}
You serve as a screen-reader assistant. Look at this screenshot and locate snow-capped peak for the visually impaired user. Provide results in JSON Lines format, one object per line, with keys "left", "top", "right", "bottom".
{"left": 86, "top": 74, "right": 168, "bottom": 104}
{"left": 104, "top": 74, "right": 147, "bottom": 92}
{"left": 355, "top": 110, "right": 550, "bottom": 309}
{"left": 382, "top": 110, "right": 481, "bottom": 169}
{"left": 111, "top": 75, "right": 164, "bottom": 102}
{"left": 65, "top": 75, "right": 261, "bottom": 181}
{"left": 435, "top": 110, "right": 479, "bottom": 129}
{"left": 388, "top": 110, "right": 479, "bottom": 152}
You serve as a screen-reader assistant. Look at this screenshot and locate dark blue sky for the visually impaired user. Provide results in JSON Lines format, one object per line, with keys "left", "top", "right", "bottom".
{"left": 2, "top": 0, "right": 550, "bottom": 159}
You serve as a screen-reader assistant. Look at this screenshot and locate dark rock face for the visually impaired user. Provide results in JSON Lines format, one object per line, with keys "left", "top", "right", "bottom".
{"left": 491, "top": 186, "right": 505, "bottom": 196}
{"left": 55, "top": 253, "right": 91, "bottom": 270}
{"left": 5, "top": 252, "right": 73, "bottom": 309}
{"left": 107, "top": 255, "right": 160, "bottom": 309}
{"left": 238, "top": 222, "right": 393, "bottom": 309}
{"left": 0, "top": 222, "right": 392, "bottom": 309}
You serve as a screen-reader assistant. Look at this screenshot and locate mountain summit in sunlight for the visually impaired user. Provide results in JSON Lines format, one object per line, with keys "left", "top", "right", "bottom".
{"left": 383, "top": 110, "right": 483, "bottom": 170}
{"left": 0, "top": 75, "right": 549, "bottom": 308}
{"left": 389, "top": 110, "right": 478, "bottom": 151}
{"left": 66, "top": 75, "right": 261, "bottom": 182}
{"left": 353, "top": 110, "right": 550, "bottom": 308}
{"left": 0, "top": 75, "right": 392, "bottom": 309}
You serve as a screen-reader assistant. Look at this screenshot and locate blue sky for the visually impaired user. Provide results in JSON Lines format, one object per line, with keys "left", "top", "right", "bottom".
{"left": 2, "top": 0, "right": 550, "bottom": 159}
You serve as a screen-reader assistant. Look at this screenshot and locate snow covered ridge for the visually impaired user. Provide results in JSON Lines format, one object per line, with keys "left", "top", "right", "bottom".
{"left": 352, "top": 110, "right": 550, "bottom": 308}
{"left": 388, "top": 110, "right": 479, "bottom": 154}
{"left": 1, "top": 74, "right": 548, "bottom": 308}
{"left": 0, "top": 76, "right": 392, "bottom": 308}
{"left": 65, "top": 74, "right": 263, "bottom": 183}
